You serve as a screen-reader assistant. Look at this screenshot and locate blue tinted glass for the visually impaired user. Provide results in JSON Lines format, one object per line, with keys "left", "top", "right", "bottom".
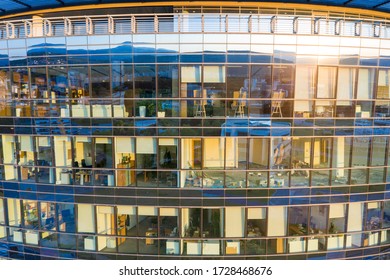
{"left": 156, "top": 54, "right": 178, "bottom": 63}
{"left": 8, "top": 39, "right": 26, "bottom": 48}
{"left": 88, "top": 35, "right": 110, "bottom": 45}
{"left": 46, "top": 37, "right": 66, "bottom": 45}
{"left": 66, "top": 36, "right": 88, "bottom": 45}
{"left": 180, "top": 54, "right": 202, "bottom": 63}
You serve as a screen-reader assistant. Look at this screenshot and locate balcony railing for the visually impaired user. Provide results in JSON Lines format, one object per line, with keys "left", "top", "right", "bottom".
{"left": 1, "top": 13, "right": 390, "bottom": 39}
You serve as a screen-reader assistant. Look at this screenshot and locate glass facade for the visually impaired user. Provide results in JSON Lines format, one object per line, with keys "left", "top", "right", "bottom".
{"left": 0, "top": 3, "right": 390, "bottom": 260}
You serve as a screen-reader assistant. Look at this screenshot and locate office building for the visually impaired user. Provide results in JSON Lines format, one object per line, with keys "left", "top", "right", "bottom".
{"left": 0, "top": 1, "right": 390, "bottom": 259}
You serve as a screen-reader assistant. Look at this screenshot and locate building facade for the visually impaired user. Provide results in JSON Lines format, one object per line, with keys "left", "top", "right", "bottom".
{"left": 0, "top": 1, "right": 390, "bottom": 259}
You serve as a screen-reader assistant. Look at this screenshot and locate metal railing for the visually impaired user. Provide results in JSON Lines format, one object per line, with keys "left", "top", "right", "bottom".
{"left": 0, "top": 13, "right": 390, "bottom": 39}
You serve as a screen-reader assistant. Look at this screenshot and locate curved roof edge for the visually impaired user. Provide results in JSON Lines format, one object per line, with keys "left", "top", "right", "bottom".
{"left": 1, "top": 1, "right": 390, "bottom": 19}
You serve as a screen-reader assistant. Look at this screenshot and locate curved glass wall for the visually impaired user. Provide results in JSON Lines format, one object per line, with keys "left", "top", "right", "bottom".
{"left": 0, "top": 6, "right": 390, "bottom": 260}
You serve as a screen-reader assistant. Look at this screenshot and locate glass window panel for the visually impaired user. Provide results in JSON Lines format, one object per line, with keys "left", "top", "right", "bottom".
{"left": 158, "top": 65, "right": 178, "bottom": 98}
{"left": 57, "top": 203, "right": 75, "bottom": 233}
{"left": 94, "top": 137, "right": 113, "bottom": 169}
{"left": 227, "top": 66, "right": 248, "bottom": 116}
{"left": 317, "top": 66, "right": 337, "bottom": 99}
{"left": 336, "top": 68, "right": 356, "bottom": 117}
{"left": 225, "top": 171, "right": 245, "bottom": 188}
{"left": 48, "top": 66, "right": 68, "bottom": 94}
{"left": 136, "top": 138, "right": 157, "bottom": 171}
{"left": 223, "top": 207, "right": 244, "bottom": 238}
{"left": 225, "top": 138, "right": 247, "bottom": 170}
{"left": 138, "top": 206, "right": 158, "bottom": 237}
{"left": 267, "top": 206, "right": 287, "bottom": 236}
{"left": 40, "top": 202, "right": 56, "bottom": 231}
{"left": 36, "top": 136, "right": 53, "bottom": 169}
{"left": 203, "top": 138, "right": 225, "bottom": 169}
{"left": 0, "top": 199, "right": 4, "bottom": 224}
{"left": 273, "top": 65, "right": 295, "bottom": 98}
{"left": 357, "top": 68, "right": 375, "bottom": 100}
{"left": 313, "top": 137, "right": 332, "bottom": 169}
{"left": 134, "top": 65, "right": 156, "bottom": 98}
{"left": 365, "top": 202, "right": 381, "bottom": 231}
{"left": 40, "top": 232, "right": 57, "bottom": 248}
{"left": 73, "top": 136, "right": 92, "bottom": 185}
{"left": 352, "top": 137, "right": 370, "bottom": 167}
{"left": 91, "top": 65, "right": 110, "bottom": 99}
{"left": 0, "top": 226, "right": 6, "bottom": 240}
{"left": 18, "top": 135, "right": 35, "bottom": 182}
{"left": 117, "top": 206, "right": 137, "bottom": 237}
{"left": 77, "top": 204, "right": 96, "bottom": 233}
{"left": 203, "top": 66, "right": 226, "bottom": 117}
{"left": 112, "top": 64, "right": 133, "bottom": 116}
{"left": 288, "top": 206, "right": 309, "bottom": 236}
{"left": 158, "top": 139, "right": 178, "bottom": 169}
{"left": 181, "top": 65, "right": 201, "bottom": 83}
{"left": 159, "top": 208, "right": 179, "bottom": 237}
{"left": 97, "top": 206, "right": 115, "bottom": 236}
{"left": 69, "top": 66, "right": 90, "bottom": 113}
{"left": 248, "top": 138, "right": 269, "bottom": 169}
{"left": 58, "top": 233, "right": 76, "bottom": 250}
{"left": 115, "top": 137, "right": 135, "bottom": 187}
{"left": 294, "top": 66, "right": 316, "bottom": 117}
{"left": 309, "top": 205, "right": 328, "bottom": 234}
{"left": 54, "top": 136, "right": 72, "bottom": 185}
{"left": 11, "top": 68, "right": 30, "bottom": 101}
{"left": 30, "top": 67, "right": 48, "bottom": 100}
{"left": 377, "top": 69, "right": 390, "bottom": 99}
{"left": 202, "top": 208, "right": 223, "bottom": 238}
{"left": 250, "top": 65, "right": 271, "bottom": 99}
{"left": 23, "top": 200, "right": 38, "bottom": 229}
{"left": 203, "top": 66, "right": 225, "bottom": 83}
{"left": 383, "top": 201, "right": 390, "bottom": 228}
{"left": 7, "top": 199, "right": 21, "bottom": 227}
{"left": 273, "top": 65, "right": 294, "bottom": 117}
{"left": 0, "top": 69, "right": 12, "bottom": 117}
{"left": 375, "top": 100, "right": 390, "bottom": 117}
{"left": 158, "top": 99, "right": 179, "bottom": 118}
{"left": 371, "top": 136, "right": 387, "bottom": 166}
{"left": 272, "top": 137, "right": 291, "bottom": 169}
{"left": 331, "top": 137, "right": 352, "bottom": 182}
{"left": 181, "top": 139, "right": 201, "bottom": 187}
{"left": 347, "top": 202, "right": 363, "bottom": 232}
{"left": 329, "top": 204, "right": 346, "bottom": 233}
{"left": 247, "top": 208, "right": 266, "bottom": 237}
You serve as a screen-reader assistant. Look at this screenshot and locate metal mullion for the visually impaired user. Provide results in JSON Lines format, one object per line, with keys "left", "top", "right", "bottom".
{"left": 383, "top": 136, "right": 390, "bottom": 182}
